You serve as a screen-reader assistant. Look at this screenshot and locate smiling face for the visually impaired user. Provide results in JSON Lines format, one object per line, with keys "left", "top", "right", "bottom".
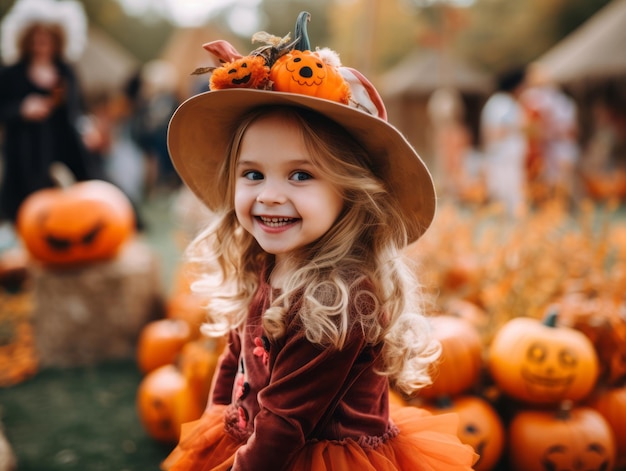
{"left": 234, "top": 112, "right": 344, "bottom": 265}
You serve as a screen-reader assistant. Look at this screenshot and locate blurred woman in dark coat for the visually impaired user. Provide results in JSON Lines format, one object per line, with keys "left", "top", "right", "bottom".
{"left": 0, "top": 0, "right": 103, "bottom": 222}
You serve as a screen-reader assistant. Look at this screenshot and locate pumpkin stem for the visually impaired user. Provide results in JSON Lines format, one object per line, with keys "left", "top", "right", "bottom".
{"left": 556, "top": 399, "right": 573, "bottom": 420}
{"left": 294, "top": 11, "right": 311, "bottom": 51}
{"left": 543, "top": 310, "right": 559, "bottom": 328}
{"left": 49, "top": 162, "right": 77, "bottom": 189}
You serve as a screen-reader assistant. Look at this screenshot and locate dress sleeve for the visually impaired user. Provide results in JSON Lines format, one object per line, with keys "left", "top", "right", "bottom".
{"left": 208, "top": 329, "right": 241, "bottom": 407}
{"left": 232, "top": 323, "right": 368, "bottom": 471}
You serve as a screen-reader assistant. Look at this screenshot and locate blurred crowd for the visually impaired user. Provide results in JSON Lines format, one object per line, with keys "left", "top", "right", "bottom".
{"left": 429, "top": 62, "right": 626, "bottom": 216}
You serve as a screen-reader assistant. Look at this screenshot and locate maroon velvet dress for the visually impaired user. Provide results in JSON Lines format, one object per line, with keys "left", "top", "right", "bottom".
{"left": 162, "top": 275, "right": 477, "bottom": 471}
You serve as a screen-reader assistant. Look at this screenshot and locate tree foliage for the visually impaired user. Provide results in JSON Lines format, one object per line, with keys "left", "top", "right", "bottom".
{"left": 0, "top": 0, "right": 614, "bottom": 76}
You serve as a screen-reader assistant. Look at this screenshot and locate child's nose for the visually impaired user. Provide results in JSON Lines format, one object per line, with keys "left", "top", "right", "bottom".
{"left": 255, "top": 184, "right": 287, "bottom": 205}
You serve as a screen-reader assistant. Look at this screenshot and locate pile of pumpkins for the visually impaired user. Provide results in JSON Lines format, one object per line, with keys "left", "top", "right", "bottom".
{"left": 396, "top": 308, "right": 625, "bottom": 471}
{"left": 400, "top": 198, "right": 626, "bottom": 471}
{"left": 134, "top": 266, "right": 226, "bottom": 444}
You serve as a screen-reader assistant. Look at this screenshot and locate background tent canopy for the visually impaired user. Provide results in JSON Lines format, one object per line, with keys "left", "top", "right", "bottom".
{"left": 537, "top": 0, "right": 626, "bottom": 84}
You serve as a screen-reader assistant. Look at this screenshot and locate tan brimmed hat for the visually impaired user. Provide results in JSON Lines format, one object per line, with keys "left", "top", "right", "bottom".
{"left": 167, "top": 27, "right": 436, "bottom": 243}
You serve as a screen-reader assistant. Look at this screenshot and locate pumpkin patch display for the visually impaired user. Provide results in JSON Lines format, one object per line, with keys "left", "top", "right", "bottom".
{"left": 507, "top": 402, "right": 616, "bottom": 471}
{"left": 488, "top": 312, "right": 599, "bottom": 405}
{"left": 16, "top": 166, "right": 135, "bottom": 266}
{"left": 423, "top": 395, "right": 505, "bottom": 471}
{"left": 419, "top": 315, "right": 483, "bottom": 400}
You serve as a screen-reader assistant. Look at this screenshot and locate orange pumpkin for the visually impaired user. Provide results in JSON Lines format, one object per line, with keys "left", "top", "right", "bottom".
{"left": 423, "top": 395, "right": 505, "bottom": 471}
{"left": 508, "top": 403, "right": 615, "bottom": 471}
{"left": 16, "top": 178, "right": 135, "bottom": 266}
{"left": 136, "top": 364, "right": 202, "bottom": 443}
{"left": 419, "top": 315, "right": 483, "bottom": 400}
{"left": 588, "top": 386, "right": 626, "bottom": 469}
{"left": 178, "top": 337, "right": 225, "bottom": 410}
{"left": 136, "top": 319, "right": 192, "bottom": 374}
{"left": 270, "top": 50, "right": 350, "bottom": 103}
{"left": 166, "top": 291, "right": 208, "bottom": 339}
{"left": 488, "top": 312, "right": 599, "bottom": 405}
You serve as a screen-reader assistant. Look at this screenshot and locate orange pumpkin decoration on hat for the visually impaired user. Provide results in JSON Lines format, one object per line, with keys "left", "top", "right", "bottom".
{"left": 269, "top": 12, "right": 350, "bottom": 103}
{"left": 270, "top": 48, "right": 351, "bottom": 104}
{"left": 210, "top": 55, "right": 269, "bottom": 90}
{"left": 202, "top": 11, "right": 351, "bottom": 104}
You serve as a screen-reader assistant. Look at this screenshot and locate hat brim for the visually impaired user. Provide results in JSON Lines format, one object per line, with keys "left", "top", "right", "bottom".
{"left": 167, "top": 88, "right": 436, "bottom": 243}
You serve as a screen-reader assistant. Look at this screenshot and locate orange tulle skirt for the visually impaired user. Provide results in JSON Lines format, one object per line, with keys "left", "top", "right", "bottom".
{"left": 162, "top": 405, "right": 478, "bottom": 471}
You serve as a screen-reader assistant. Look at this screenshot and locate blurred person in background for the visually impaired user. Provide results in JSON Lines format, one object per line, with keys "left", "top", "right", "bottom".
{"left": 428, "top": 86, "right": 485, "bottom": 206}
{"left": 0, "top": 0, "right": 104, "bottom": 224}
{"left": 131, "top": 60, "right": 181, "bottom": 198}
{"left": 520, "top": 62, "right": 580, "bottom": 203}
{"left": 480, "top": 67, "right": 528, "bottom": 216}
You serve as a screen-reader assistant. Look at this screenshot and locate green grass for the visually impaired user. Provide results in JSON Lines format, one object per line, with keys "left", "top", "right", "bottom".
{"left": 0, "top": 360, "right": 174, "bottom": 470}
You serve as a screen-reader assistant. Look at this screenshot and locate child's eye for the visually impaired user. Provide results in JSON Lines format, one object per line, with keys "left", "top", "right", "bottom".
{"left": 243, "top": 170, "right": 263, "bottom": 180}
{"left": 290, "top": 171, "right": 313, "bottom": 181}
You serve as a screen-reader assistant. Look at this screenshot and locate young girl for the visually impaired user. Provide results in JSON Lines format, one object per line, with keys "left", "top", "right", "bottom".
{"left": 162, "top": 19, "right": 477, "bottom": 471}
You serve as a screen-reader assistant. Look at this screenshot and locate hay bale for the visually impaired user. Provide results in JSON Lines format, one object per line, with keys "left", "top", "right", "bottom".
{"left": 31, "top": 239, "right": 166, "bottom": 367}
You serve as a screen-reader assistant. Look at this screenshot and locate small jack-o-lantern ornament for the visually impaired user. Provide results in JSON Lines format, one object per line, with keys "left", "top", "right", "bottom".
{"left": 209, "top": 55, "right": 270, "bottom": 90}
{"left": 488, "top": 312, "right": 599, "bottom": 405}
{"left": 419, "top": 315, "right": 483, "bottom": 400}
{"left": 270, "top": 49, "right": 351, "bottom": 103}
{"left": 423, "top": 395, "right": 505, "bottom": 471}
{"left": 508, "top": 401, "right": 615, "bottom": 471}
{"left": 16, "top": 163, "right": 135, "bottom": 266}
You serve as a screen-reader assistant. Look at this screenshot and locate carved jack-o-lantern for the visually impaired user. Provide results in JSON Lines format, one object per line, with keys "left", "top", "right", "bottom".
{"left": 136, "top": 364, "right": 203, "bottom": 443}
{"left": 16, "top": 175, "right": 135, "bottom": 266}
{"left": 270, "top": 50, "right": 351, "bottom": 103}
{"left": 423, "top": 395, "right": 505, "bottom": 471}
{"left": 488, "top": 313, "right": 599, "bottom": 405}
{"left": 508, "top": 403, "right": 615, "bottom": 471}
